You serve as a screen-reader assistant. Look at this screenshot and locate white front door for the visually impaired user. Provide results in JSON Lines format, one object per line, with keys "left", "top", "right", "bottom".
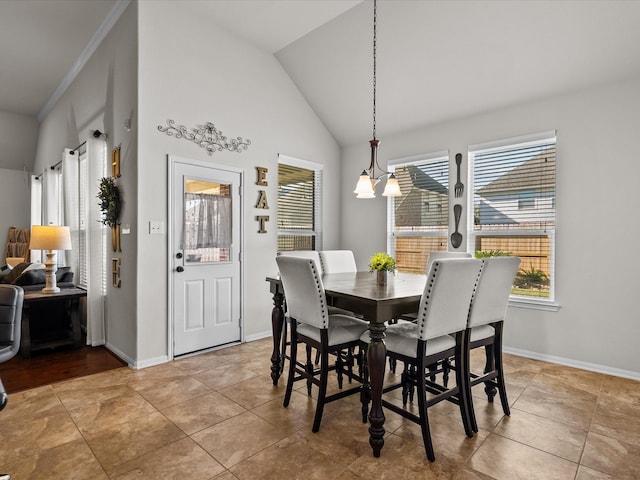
{"left": 170, "top": 158, "right": 242, "bottom": 356}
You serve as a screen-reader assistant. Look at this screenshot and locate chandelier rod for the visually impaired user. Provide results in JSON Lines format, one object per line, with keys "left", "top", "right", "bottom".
{"left": 372, "top": 0, "right": 377, "bottom": 141}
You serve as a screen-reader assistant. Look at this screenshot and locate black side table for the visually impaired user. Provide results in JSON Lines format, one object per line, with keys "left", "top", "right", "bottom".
{"left": 20, "top": 287, "right": 87, "bottom": 358}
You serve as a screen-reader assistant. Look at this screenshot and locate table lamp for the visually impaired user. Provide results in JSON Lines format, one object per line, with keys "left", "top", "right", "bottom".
{"left": 30, "top": 225, "right": 72, "bottom": 293}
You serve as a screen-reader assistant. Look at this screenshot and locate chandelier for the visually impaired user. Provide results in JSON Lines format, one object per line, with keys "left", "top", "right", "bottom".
{"left": 353, "top": 0, "right": 401, "bottom": 199}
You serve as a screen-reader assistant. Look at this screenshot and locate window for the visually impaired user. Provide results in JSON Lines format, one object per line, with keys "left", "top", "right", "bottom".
{"left": 183, "top": 180, "right": 232, "bottom": 263}
{"left": 388, "top": 152, "right": 449, "bottom": 274}
{"left": 77, "top": 147, "right": 89, "bottom": 288}
{"left": 277, "top": 155, "right": 322, "bottom": 251}
{"left": 30, "top": 174, "right": 43, "bottom": 262}
{"left": 469, "top": 131, "right": 556, "bottom": 302}
{"left": 518, "top": 190, "right": 536, "bottom": 210}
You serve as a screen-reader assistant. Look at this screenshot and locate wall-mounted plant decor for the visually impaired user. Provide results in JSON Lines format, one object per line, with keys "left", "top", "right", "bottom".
{"left": 98, "top": 177, "right": 121, "bottom": 227}
{"left": 98, "top": 176, "right": 122, "bottom": 252}
{"left": 157, "top": 119, "right": 251, "bottom": 155}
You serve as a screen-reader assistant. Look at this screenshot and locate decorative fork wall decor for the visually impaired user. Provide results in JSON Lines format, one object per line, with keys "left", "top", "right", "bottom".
{"left": 454, "top": 153, "right": 464, "bottom": 197}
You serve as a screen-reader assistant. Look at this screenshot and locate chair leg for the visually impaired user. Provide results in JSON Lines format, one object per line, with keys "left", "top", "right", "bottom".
{"left": 312, "top": 348, "right": 330, "bottom": 433}
{"left": 401, "top": 362, "right": 416, "bottom": 406}
{"left": 428, "top": 362, "right": 437, "bottom": 382}
{"left": 464, "top": 342, "right": 478, "bottom": 433}
{"left": 283, "top": 329, "right": 297, "bottom": 408}
{"left": 442, "top": 358, "right": 451, "bottom": 387}
{"left": 280, "top": 318, "right": 288, "bottom": 375}
{"left": 389, "top": 357, "right": 397, "bottom": 373}
{"left": 483, "top": 344, "right": 497, "bottom": 402}
{"left": 346, "top": 347, "right": 355, "bottom": 383}
{"left": 455, "top": 347, "right": 474, "bottom": 438}
{"left": 494, "top": 341, "right": 510, "bottom": 417}
{"left": 336, "top": 350, "right": 344, "bottom": 389}
{"left": 306, "top": 345, "right": 314, "bottom": 396}
{"left": 416, "top": 359, "right": 436, "bottom": 462}
{"left": 408, "top": 364, "right": 416, "bottom": 403}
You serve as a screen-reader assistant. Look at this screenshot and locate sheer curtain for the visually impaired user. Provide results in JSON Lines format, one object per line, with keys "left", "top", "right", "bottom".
{"left": 85, "top": 137, "right": 107, "bottom": 346}
{"left": 183, "top": 193, "right": 231, "bottom": 249}
{"left": 61, "top": 139, "right": 107, "bottom": 346}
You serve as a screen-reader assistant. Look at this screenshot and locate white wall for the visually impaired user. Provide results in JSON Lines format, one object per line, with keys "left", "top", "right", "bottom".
{"left": 0, "top": 111, "right": 39, "bottom": 171}
{"left": 136, "top": 2, "right": 342, "bottom": 364}
{"left": 34, "top": 2, "right": 139, "bottom": 361}
{"left": 0, "top": 168, "right": 31, "bottom": 259}
{"left": 341, "top": 77, "right": 640, "bottom": 377}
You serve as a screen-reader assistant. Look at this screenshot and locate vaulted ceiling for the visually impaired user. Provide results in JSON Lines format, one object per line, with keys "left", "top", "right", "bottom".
{"left": 2, "top": 0, "right": 640, "bottom": 170}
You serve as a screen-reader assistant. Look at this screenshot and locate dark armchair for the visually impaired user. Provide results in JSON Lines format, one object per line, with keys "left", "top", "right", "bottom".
{"left": 0, "top": 284, "right": 23, "bottom": 411}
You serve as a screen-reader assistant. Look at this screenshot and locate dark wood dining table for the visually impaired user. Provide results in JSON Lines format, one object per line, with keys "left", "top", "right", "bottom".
{"left": 266, "top": 271, "right": 426, "bottom": 457}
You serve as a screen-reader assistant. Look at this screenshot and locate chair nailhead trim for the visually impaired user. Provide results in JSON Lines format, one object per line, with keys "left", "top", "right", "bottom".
{"left": 309, "top": 259, "right": 328, "bottom": 325}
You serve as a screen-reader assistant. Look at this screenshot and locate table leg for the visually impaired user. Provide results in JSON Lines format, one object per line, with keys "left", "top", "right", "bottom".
{"left": 69, "top": 298, "right": 82, "bottom": 348}
{"left": 270, "top": 289, "right": 285, "bottom": 385}
{"left": 367, "top": 321, "right": 387, "bottom": 457}
{"left": 20, "top": 304, "right": 31, "bottom": 359}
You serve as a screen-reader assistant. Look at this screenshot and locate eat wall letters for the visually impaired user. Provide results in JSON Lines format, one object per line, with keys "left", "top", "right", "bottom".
{"left": 255, "top": 166, "right": 269, "bottom": 233}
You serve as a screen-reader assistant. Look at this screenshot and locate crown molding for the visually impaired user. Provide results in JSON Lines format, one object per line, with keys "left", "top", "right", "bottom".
{"left": 38, "top": 0, "right": 131, "bottom": 122}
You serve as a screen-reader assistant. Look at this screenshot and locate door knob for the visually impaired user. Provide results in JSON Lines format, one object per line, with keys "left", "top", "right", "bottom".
{"left": 176, "top": 266, "right": 184, "bottom": 272}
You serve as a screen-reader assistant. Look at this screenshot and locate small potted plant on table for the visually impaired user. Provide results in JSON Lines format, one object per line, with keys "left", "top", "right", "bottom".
{"left": 369, "top": 252, "right": 396, "bottom": 286}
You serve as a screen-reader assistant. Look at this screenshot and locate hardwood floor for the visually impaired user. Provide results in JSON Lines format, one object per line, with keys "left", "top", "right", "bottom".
{"left": 0, "top": 341, "right": 126, "bottom": 394}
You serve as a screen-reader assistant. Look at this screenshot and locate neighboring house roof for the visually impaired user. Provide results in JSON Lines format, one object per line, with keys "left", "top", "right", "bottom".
{"left": 397, "top": 165, "right": 449, "bottom": 194}
{"left": 394, "top": 165, "right": 448, "bottom": 227}
{"left": 477, "top": 148, "right": 556, "bottom": 196}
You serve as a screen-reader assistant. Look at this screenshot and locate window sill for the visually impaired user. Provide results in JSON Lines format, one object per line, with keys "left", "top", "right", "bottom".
{"left": 508, "top": 297, "right": 560, "bottom": 312}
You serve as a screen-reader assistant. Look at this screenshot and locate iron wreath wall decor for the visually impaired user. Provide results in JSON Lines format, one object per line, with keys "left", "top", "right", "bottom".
{"left": 157, "top": 119, "right": 251, "bottom": 155}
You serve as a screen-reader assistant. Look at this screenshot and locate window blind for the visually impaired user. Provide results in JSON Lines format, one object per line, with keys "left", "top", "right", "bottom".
{"left": 471, "top": 134, "right": 556, "bottom": 300}
{"left": 277, "top": 162, "right": 321, "bottom": 251}
{"left": 389, "top": 155, "right": 449, "bottom": 274}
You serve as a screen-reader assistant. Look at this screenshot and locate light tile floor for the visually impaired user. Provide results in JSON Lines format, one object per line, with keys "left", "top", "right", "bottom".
{"left": 1, "top": 337, "right": 639, "bottom": 479}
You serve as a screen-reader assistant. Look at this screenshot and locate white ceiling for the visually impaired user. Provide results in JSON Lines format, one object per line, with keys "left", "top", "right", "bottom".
{"left": 2, "top": 0, "right": 640, "bottom": 152}
{"left": 275, "top": 0, "right": 640, "bottom": 145}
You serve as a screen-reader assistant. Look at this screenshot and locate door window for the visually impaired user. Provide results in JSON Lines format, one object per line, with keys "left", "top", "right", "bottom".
{"left": 183, "top": 178, "right": 231, "bottom": 264}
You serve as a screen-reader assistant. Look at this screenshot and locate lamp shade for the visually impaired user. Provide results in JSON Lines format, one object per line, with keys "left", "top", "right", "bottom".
{"left": 30, "top": 225, "right": 72, "bottom": 251}
{"left": 382, "top": 174, "right": 402, "bottom": 197}
{"left": 354, "top": 171, "right": 376, "bottom": 198}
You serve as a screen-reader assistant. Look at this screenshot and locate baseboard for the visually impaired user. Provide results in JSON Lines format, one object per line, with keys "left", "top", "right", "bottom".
{"left": 503, "top": 346, "right": 640, "bottom": 381}
{"left": 105, "top": 331, "right": 273, "bottom": 369}
{"left": 133, "top": 354, "right": 170, "bottom": 370}
{"left": 104, "top": 342, "right": 169, "bottom": 370}
{"left": 104, "top": 342, "right": 134, "bottom": 367}
{"left": 244, "top": 330, "right": 273, "bottom": 343}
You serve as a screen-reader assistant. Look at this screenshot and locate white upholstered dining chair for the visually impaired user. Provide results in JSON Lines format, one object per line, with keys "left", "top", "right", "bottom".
{"left": 319, "top": 250, "right": 357, "bottom": 274}
{"left": 463, "top": 255, "right": 520, "bottom": 432}
{"left": 360, "top": 257, "right": 483, "bottom": 461}
{"left": 276, "top": 256, "right": 369, "bottom": 432}
{"left": 277, "top": 250, "right": 324, "bottom": 274}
